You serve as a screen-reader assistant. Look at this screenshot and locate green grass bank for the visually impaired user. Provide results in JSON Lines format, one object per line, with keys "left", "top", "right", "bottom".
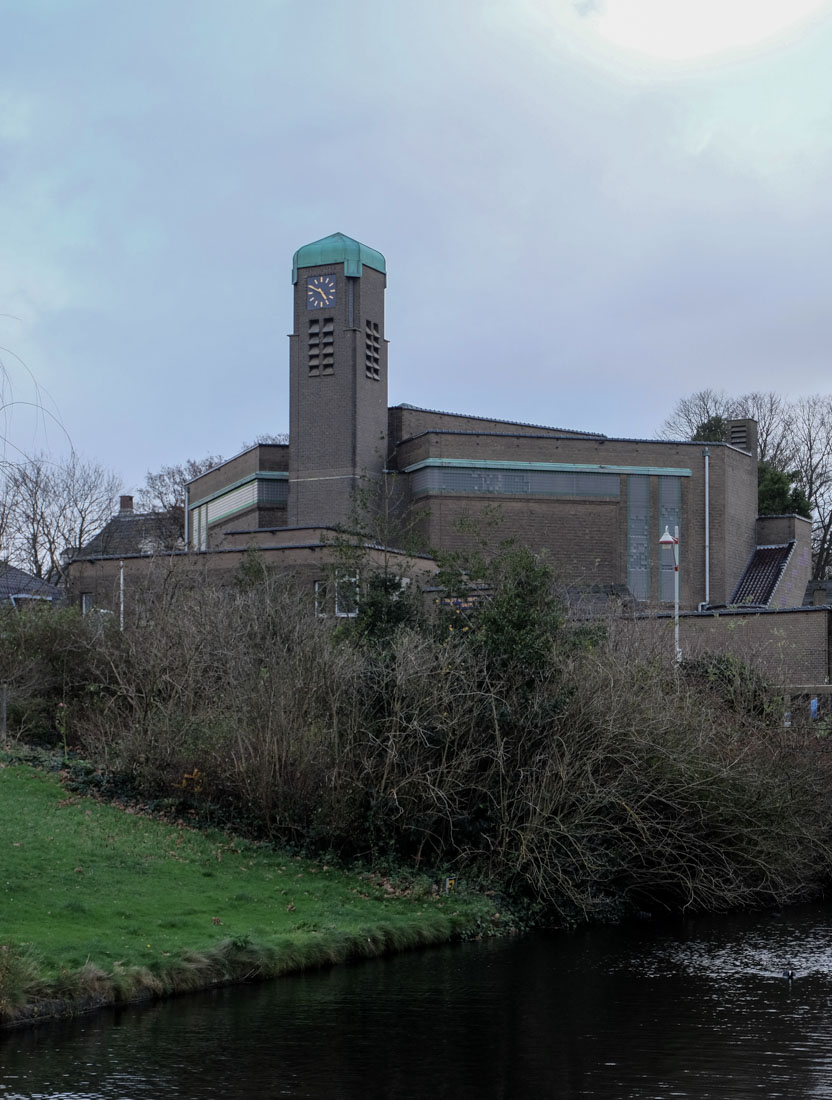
{"left": 0, "top": 760, "right": 501, "bottom": 1029}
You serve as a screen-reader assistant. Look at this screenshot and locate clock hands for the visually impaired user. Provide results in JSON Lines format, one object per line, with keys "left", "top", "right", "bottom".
{"left": 306, "top": 276, "right": 335, "bottom": 308}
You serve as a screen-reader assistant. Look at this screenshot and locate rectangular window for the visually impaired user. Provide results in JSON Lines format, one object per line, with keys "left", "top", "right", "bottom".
{"left": 205, "top": 482, "right": 257, "bottom": 524}
{"left": 315, "top": 573, "right": 360, "bottom": 617}
{"left": 410, "top": 466, "right": 619, "bottom": 499}
{"left": 627, "top": 475, "right": 650, "bottom": 601}
{"left": 314, "top": 579, "right": 327, "bottom": 617}
{"left": 81, "top": 593, "right": 94, "bottom": 614}
{"left": 257, "top": 479, "right": 289, "bottom": 505}
{"left": 191, "top": 504, "right": 208, "bottom": 550}
{"left": 335, "top": 572, "right": 359, "bottom": 618}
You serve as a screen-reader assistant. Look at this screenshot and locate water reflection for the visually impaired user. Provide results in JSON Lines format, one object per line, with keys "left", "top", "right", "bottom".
{"left": 3, "top": 903, "right": 832, "bottom": 1098}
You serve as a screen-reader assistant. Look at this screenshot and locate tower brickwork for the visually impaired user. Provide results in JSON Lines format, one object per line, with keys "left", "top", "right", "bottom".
{"left": 288, "top": 233, "right": 388, "bottom": 527}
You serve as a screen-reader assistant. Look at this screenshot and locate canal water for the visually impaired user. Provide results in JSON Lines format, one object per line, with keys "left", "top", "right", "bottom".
{"left": 3, "top": 902, "right": 832, "bottom": 1098}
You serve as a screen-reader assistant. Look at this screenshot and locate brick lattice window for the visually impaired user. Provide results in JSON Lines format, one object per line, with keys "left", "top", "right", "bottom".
{"left": 365, "top": 320, "right": 381, "bottom": 379}
{"left": 308, "top": 317, "right": 334, "bottom": 375}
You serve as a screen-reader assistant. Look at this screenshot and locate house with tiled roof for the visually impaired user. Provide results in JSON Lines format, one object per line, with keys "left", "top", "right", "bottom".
{"left": 0, "top": 562, "right": 61, "bottom": 605}
{"left": 72, "top": 496, "right": 183, "bottom": 559}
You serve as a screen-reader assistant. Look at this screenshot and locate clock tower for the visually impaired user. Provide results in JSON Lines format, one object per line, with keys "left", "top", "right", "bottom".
{"left": 288, "top": 232, "right": 388, "bottom": 528}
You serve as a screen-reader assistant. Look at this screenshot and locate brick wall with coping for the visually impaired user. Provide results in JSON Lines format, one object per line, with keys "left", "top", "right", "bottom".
{"left": 391, "top": 431, "right": 758, "bottom": 607}
{"left": 389, "top": 406, "right": 600, "bottom": 448}
{"left": 754, "top": 514, "right": 813, "bottom": 610}
{"left": 67, "top": 541, "right": 437, "bottom": 619}
{"left": 67, "top": 548, "right": 826, "bottom": 686}
{"left": 189, "top": 444, "right": 288, "bottom": 504}
{"left": 617, "top": 606, "right": 831, "bottom": 685}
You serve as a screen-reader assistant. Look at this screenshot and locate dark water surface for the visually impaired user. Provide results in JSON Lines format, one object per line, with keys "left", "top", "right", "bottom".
{"left": 4, "top": 902, "right": 832, "bottom": 1098}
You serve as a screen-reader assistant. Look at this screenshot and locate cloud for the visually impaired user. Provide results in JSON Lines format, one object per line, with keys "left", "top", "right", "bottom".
{"left": 573, "top": 0, "right": 605, "bottom": 16}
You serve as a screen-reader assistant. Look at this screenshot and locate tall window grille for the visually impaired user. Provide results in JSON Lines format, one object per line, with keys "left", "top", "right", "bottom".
{"left": 627, "top": 475, "right": 650, "bottom": 601}
{"left": 659, "top": 477, "right": 681, "bottom": 602}
{"left": 365, "top": 320, "right": 381, "bottom": 379}
{"left": 308, "top": 317, "right": 334, "bottom": 374}
{"left": 257, "top": 479, "right": 289, "bottom": 505}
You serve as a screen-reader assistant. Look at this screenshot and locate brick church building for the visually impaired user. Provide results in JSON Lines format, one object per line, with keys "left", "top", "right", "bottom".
{"left": 68, "top": 233, "right": 826, "bottom": 684}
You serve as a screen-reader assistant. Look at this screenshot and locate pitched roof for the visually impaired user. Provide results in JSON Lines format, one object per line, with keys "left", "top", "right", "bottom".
{"left": 73, "top": 510, "right": 182, "bottom": 560}
{"left": 730, "top": 542, "right": 794, "bottom": 607}
{"left": 0, "top": 562, "right": 61, "bottom": 602}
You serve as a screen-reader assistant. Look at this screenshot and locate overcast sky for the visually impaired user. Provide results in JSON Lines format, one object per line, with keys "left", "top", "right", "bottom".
{"left": 3, "top": 0, "right": 832, "bottom": 492}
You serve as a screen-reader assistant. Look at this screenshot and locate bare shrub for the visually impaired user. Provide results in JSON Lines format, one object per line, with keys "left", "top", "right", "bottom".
{"left": 0, "top": 604, "right": 110, "bottom": 746}
{"left": 8, "top": 548, "right": 831, "bottom": 924}
{"left": 80, "top": 571, "right": 365, "bottom": 837}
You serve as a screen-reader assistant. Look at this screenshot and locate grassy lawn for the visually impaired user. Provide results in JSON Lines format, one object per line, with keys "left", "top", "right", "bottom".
{"left": 0, "top": 760, "right": 499, "bottom": 1025}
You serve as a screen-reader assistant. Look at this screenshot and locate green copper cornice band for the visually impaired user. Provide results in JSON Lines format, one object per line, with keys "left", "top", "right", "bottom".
{"left": 189, "top": 471, "right": 288, "bottom": 511}
{"left": 292, "top": 232, "right": 386, "bottom": 283}
{"left": 402, "top": 458, "right": 692, "bottom": 477}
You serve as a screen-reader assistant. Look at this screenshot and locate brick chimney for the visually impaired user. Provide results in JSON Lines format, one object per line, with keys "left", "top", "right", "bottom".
{"left": 119, "top": 495, "right": 134, "bottom": 514}
{"left": 726, "top": 418, "right": 759, "bottom": 460}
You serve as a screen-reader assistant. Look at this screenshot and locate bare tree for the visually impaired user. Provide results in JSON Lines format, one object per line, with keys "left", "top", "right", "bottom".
{"left": 659, "top": 389, "right": 792, "bottom": 466}
{"left": 733, "top": 391, "right": 795, "bottom": 468}
{"left": 661, "top": 390, "right": 832, "bottom": 579}
{"left": 241, "top": 432, "right": 289, "bottom": 447}
{"left": 3, "top": 453, "right": 121, "bottom": 581}
{"left": 658, "top": 390, "right": 738, "bottom": 441}
{"left": 135, "top": 455, "right": 225, "bottom": 515}
{"left": 787, "top": 395, "right": 832, "bottom": 580}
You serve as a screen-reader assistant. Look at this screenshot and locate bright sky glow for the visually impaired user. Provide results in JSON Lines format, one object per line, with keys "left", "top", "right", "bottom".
{"left": 590, "top": 0, "right": 832, "bottom": 61}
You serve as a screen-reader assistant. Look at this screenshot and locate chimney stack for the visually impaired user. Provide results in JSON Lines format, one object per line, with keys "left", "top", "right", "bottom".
{"left": 119, "top": 495, "right": 134, "bottom": 514}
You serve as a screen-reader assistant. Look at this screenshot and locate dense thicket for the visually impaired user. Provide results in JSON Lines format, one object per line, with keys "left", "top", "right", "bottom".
{"left": 4, "top": 549, "right": 831, "bottom": 924}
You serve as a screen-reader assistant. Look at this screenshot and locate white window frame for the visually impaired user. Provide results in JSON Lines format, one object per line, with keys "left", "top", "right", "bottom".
{"left": 335, "top": 572, "right": 359, "bottom": 618}
{"left": 314, "top": 579, "right": 327, "bottom": 617}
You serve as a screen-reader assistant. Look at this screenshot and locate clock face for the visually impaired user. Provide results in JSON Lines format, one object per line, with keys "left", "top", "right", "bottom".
{"left": 306, "top": 274, "right": 336, "bottom": 309}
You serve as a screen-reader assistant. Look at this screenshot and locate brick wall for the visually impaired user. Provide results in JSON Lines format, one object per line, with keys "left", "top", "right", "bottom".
{"left": 206, "top": 505, "right": 289, "bottom": 542}
{"left": 618, "top": 607, "right": 831, "bottom": 685}
{"left": 716, "top": 446, "right": 758, "bottom": 604}
{"left": 189, "top": 444, "right": 288, "bottom": 504}
{"left": 67, "top": 541, "right": 437, "bottom": 619}
{"left": 393, "top": 431, "right": 758, "bottom": 608}
{"left": 419, "top": 496, "right": 620, "bottom": 582}
{"left": 389, "top": 406, "right": 599, "bottom": 447}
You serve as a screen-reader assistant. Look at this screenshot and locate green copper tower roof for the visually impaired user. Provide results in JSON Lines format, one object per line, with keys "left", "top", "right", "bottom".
{"left": 292, "top": 232, "right": 386, "bottom": 283}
